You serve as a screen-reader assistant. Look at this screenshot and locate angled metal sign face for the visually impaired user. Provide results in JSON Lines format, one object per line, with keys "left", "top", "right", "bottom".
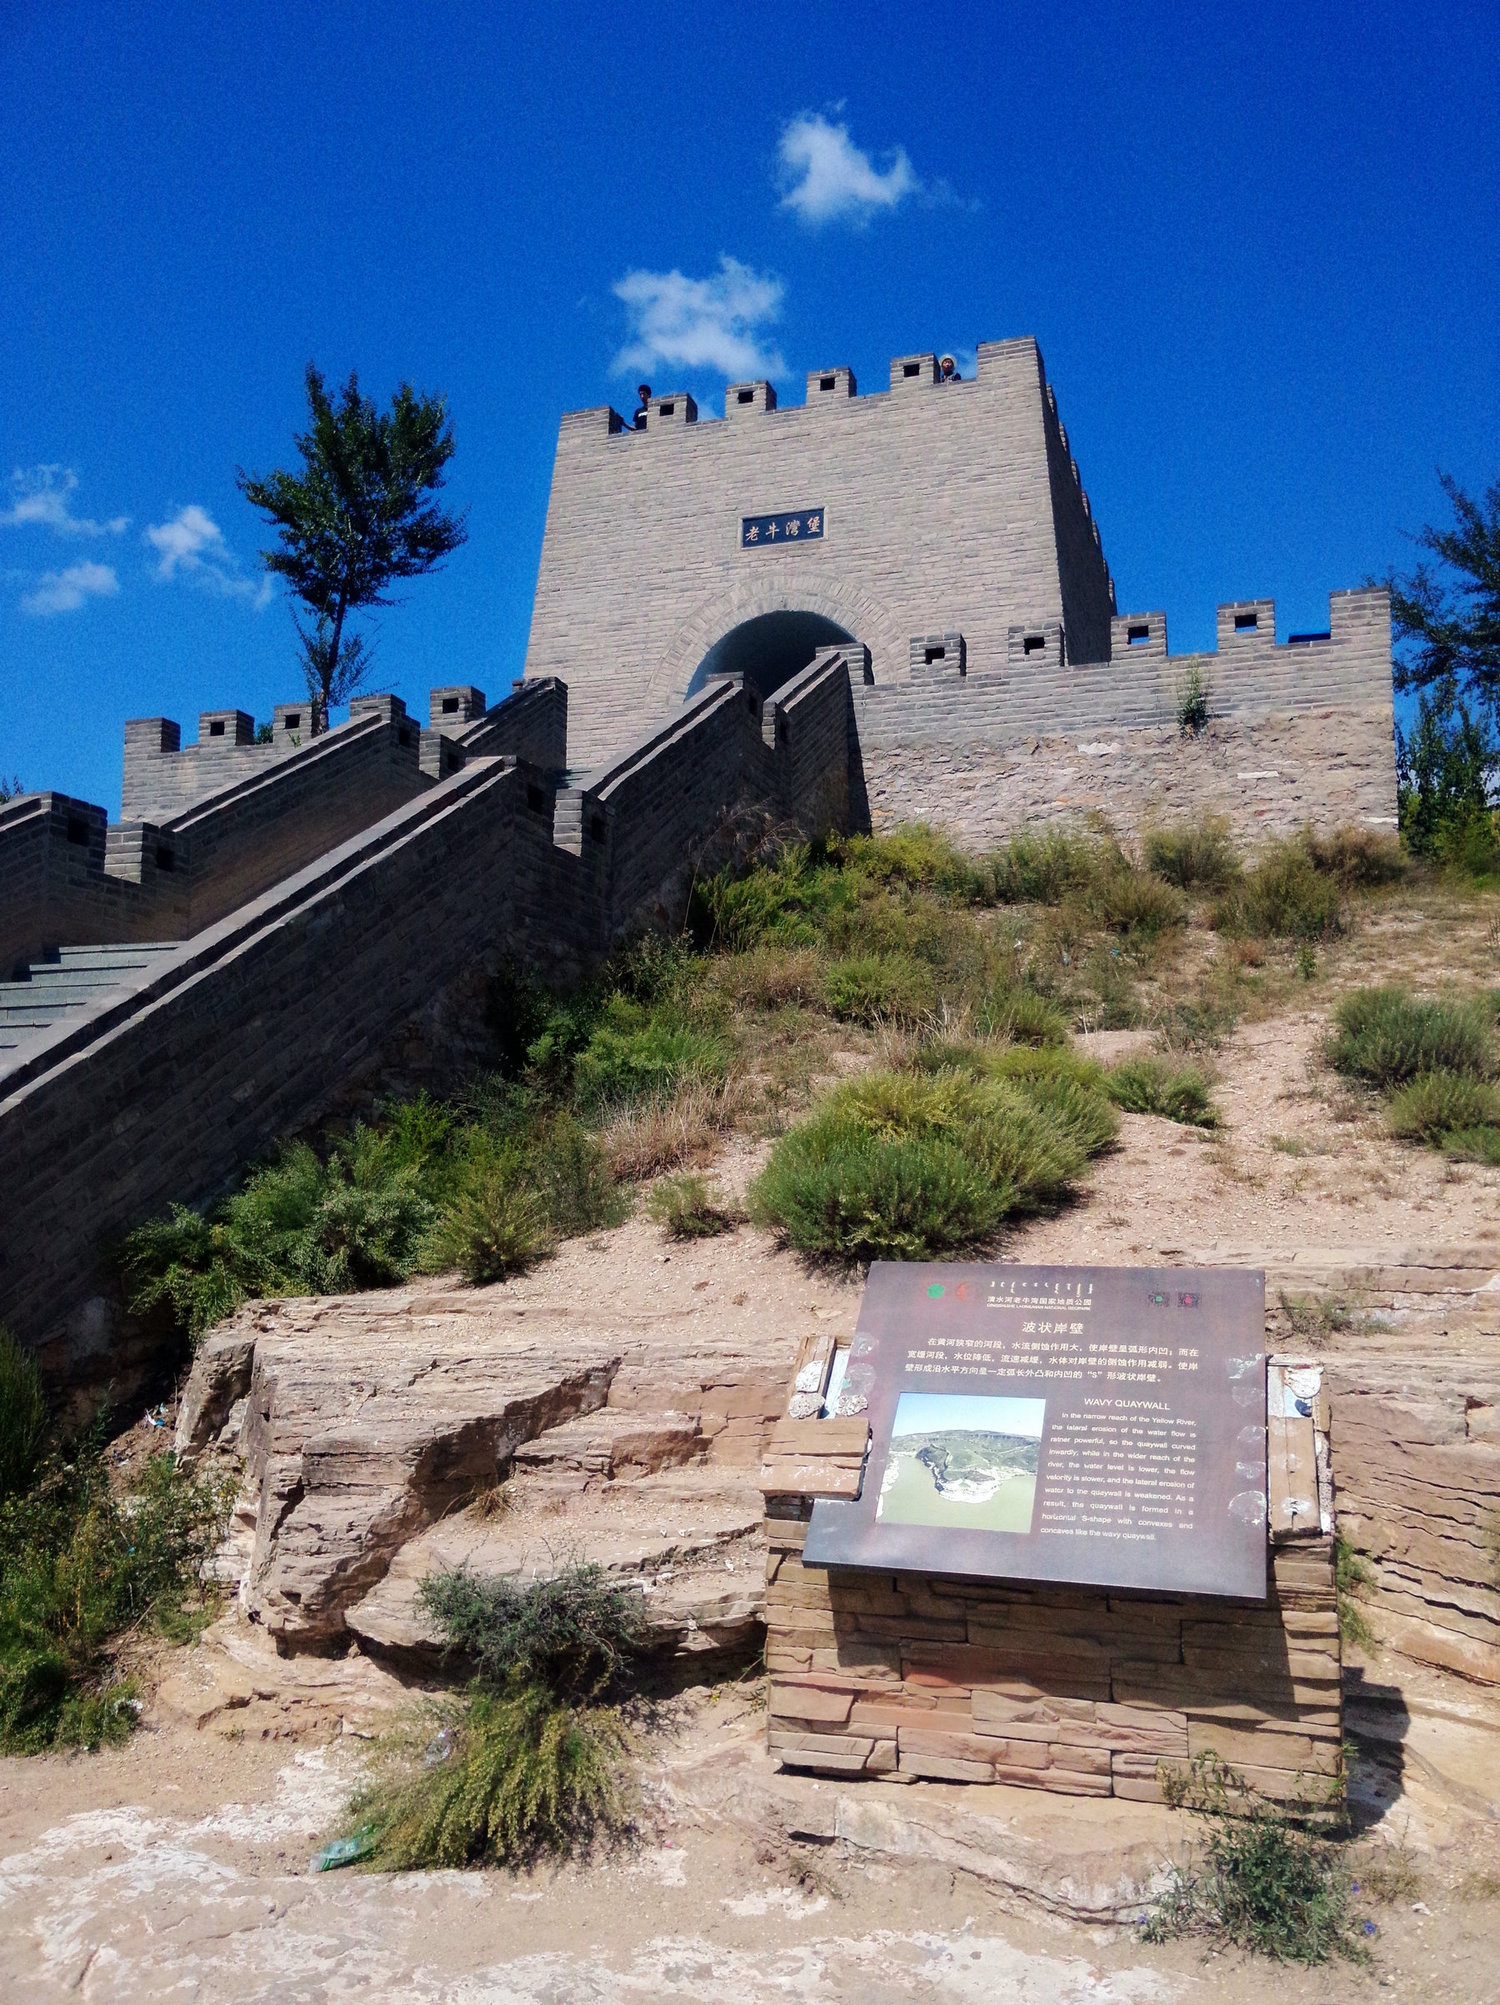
{"left": 804, "top": 1261, "right": 1268, "bottom": 1601}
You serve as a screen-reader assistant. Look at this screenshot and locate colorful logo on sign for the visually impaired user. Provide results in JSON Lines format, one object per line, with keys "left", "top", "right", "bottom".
{"left": 742, "top": 509, "right": 824, "bottom": 548}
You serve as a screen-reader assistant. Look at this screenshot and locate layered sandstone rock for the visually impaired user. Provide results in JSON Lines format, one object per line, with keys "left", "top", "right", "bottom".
{"left": 176, "top": 1260, "right": 811, "bottom": 1655}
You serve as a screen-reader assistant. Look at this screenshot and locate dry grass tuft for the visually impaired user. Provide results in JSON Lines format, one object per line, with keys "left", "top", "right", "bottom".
{"left": 601, "top": 1077, "right": 748, "bottom": 1180}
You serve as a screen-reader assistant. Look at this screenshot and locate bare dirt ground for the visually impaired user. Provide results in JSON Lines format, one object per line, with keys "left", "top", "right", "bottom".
{"left": 4, "top": 882, "right": 1500, "bottom": 2001}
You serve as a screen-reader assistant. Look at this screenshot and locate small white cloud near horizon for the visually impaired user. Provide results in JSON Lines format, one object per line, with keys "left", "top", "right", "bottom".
{"left": 20, "top": 560, "right": 120, "bottom": 617}
{"left": 612, "top": 257, "right": 785, "bottom": 381}
{"left": 144, "top": 504, "right": 271, "bottom": 605}
{"left": 777, "top": 111, "right": 920, "bottom": 227}
{"left": 2, "top": 465, "right": 128, "bottom": 537}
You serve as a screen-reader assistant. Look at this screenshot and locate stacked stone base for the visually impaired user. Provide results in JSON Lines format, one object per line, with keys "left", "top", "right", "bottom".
{"left": 765, "top": 1509, "right": 1341, "bottom": 1802}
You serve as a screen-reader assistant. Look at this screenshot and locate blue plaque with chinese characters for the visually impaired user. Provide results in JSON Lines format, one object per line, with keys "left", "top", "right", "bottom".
{"left": 742, "top": 507, "right": 824, "bottom": 549}
{"left": 802, "top": 1261, "right": 1268, "bottom": 1600}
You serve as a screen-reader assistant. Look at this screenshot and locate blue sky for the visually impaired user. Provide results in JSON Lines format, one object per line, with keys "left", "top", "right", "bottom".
{"left": 4, "top": 0, "right": 1496, "bottom": 811}
{"left": 892, "top": 1394, "right": 1046, "bottom": 1440}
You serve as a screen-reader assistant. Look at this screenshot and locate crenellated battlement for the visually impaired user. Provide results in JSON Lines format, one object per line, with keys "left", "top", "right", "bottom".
{"left": 528, "top": 333, "right": 1116, "bottom": 767}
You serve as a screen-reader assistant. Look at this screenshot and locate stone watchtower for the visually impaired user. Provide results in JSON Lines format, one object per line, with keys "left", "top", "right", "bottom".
{"left": 523, "top": 338, "right": 1113, "bottom": 771}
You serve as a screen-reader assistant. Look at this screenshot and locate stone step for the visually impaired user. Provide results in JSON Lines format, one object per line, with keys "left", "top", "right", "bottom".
{"left": 0, "top": 944, "right": 182, "bottom": 1065}
{"left": 51, "top": 942, "right": 180, "bottom": 967}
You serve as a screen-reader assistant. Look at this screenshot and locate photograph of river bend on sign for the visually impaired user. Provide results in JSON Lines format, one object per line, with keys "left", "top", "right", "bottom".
{"left": 804, "top": 1262, "right": 1268, "bottom": 1600}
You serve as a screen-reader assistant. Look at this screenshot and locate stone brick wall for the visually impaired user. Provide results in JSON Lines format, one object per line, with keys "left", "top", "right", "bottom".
{"left": 764, "top": 1513, "right": 1342, "bottom": 1800}
{"left": 1, "top": 682, "right": 578, "bottom": 974}
{"left": 0, "top": 661, "right": 854, "bottom": 1376}
{"left": 524, "top": 337, "right": 1104, "bottom": 769}
{"left": 851, "top": 589, "right": 1395, "bottom": 845}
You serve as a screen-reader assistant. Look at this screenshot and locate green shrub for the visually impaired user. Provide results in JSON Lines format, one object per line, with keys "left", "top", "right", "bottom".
{"left": 830, "top": 825, "right": 987, "bottom": 899}
{"left": 422, "top": 1139, "right": 553, "bottom": 1283}
{"left": 1386, "top": 1071, "right": 1500, "bottom": 1146}
{"left": 749, "top": 1123, "right": 1007, "bottom": 1262}
{"left": 987, "top": 828, "right": 1099, "bottom": 905}
{"left": 1442, "top": 1124, "right": 1500, "bottom": 1165}
{"left": 1106, "top": 1056, "right": 1220, "bottom": 1128}
{"left": 1144, "top": 1755, "right": 1359, "bottom": 1964}
{"left": 714, "top": 944, "right": 824, "bottom": 1008}
{"left": 527, "top": 1113, "right": 627, "bottom": 1237}
{"left": 350, "top": 1563, "right": 645, "bottom": 1871}
{"left": 981, "top": 986, "right": 1070, "bottom": 1046}
{"left": 822, "top": 952, "right": 936, "bottom": 1025}
{"left": 1437, "top": 809, "right": 1500, "bottom": 878}
{"left": 572, "top": 1015, "right": 729, "bottom": 1107}
{"left": 1216, "top": 842, "right": 1345, "bottom": 940}
{"left": 1300, "top": 825, "right": 1404, "bottom": 888}
{"left": 357, "top": 1684, "right": 633, "bottom": 1870}
{"left": 1087, "top": 865, "right": 1187, "bottom": 938}
{"left": 1, "top": 1444, "right": 231, "bottom": 1753}
{"left": 419, "top": 1563, "right": 649, "bottom": 1695}
{"left": 1017, "top": 1072, "right": 1121, "bottom": 1156}
{"left": 646, "top": 1172, "right": 739, "bottom": 1239}
{"left": 749, "top": 1066, "right": 1111, "bottom": 1262}
{"left": 1175, "top": 664, "right": 1210, "bottom": 736}
{"left": 0, "top": 1331, "right": 47, "bottom": 1506}
{"left": 980, "top": 1044, "right": 1107, "bottom": 1089}
{"left": 120, "top": 1128, "right": 438, "bottom": 1339}
{"left": 688, "top": 843, "right": 831, "bottom": 950}
{"left": 1144, "top": 817, "right": 1241, "bottom": 892}
{"left": 1328, "top": 987, "right": 1494, "bottom": 1088}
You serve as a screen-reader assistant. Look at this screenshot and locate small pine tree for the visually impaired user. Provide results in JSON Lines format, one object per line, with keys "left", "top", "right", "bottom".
{"left": 238, "top": 365, "right": 467, "bottom": 729}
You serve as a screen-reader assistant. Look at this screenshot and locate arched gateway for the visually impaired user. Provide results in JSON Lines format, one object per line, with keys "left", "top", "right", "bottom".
{"left": 684, "top": 609, "right": 854, "bottom": 701}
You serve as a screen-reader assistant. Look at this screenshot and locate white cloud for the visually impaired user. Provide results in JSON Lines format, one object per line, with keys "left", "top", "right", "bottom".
{"left": 2, "top": 465, "right": 128, "bottom": 537}
{"left": 20, "top": 560, "right": 120, "bottom": 617}
{"left": 612, "top": 257, "right": 785, "bottom": 381}
{"left": 144, "top": 504, "right": 270, "bottom": 605}
{"left": 777, "top": 112, "right": 920, "bottom": 227}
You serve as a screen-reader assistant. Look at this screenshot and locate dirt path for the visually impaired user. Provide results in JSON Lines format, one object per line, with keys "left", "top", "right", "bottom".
{"left": 3, "top": 1706, "right": 1499, "bottom": 2003}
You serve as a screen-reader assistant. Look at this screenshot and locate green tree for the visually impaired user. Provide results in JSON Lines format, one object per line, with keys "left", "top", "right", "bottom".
{"left": 238, "top": 365, "right": 467, "bottom": 729}
{"left": 1387, "top": 471, "right": 1500, "bottom": 722}
{"left": 1396, "top": 691, "right": 1497, "bottom": 861}
{"left": 1385, "top": 472, "right": 1499, "bottom": 864}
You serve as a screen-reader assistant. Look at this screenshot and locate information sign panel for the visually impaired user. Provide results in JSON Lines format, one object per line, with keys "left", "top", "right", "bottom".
{"left": 803, "top": 1262, "right": 1267, "bottom": 1600}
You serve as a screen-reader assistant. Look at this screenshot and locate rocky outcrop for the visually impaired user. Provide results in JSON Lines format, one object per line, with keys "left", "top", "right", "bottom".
{"left": 346, "top": 1470, "right": 765, "bottom": 1669}
{"left": 1325, "top": 1330, "right": 1500, "bottom": 1684}
{"left": 175, "top": 1244, "right": 829, "bottom": 1657}
{"left": 1252, "top": 1238, "right": 1500, "bottom": 1686}
{"left": 179, "top": 1295, "right": 622, "bottom": 1649}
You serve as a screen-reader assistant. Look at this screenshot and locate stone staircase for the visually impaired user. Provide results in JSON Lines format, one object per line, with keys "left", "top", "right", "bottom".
{"left": 0, "top": 942, "right": 181, "bottom": 1074}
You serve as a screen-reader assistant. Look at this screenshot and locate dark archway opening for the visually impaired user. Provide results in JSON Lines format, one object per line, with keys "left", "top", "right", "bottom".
{"left": 686, "top": 610, "right": 854, "bottom": 702}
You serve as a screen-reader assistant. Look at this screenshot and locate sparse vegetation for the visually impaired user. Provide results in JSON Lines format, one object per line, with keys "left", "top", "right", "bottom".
{"left": 118, "top": 815, "right": 1477, "bottom": 1348}
{"left": 1, "top": 1410, "right": 233, "bottom": 1753}
{"left": 1104, "top": 1055, "right": 1220, "bottom": 1128}
{"left": 349, "top": 1564, "right": 645, "bottom": 1870}
{"left": 646, "top": 1172, "right": 740, "bottom": 1239}
{"left": 1335, "top": 1536, "right": 1377, "bottom": 1649}
{"left": 1144, "top": 1753, "right": 1361, "bottom": 1964}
